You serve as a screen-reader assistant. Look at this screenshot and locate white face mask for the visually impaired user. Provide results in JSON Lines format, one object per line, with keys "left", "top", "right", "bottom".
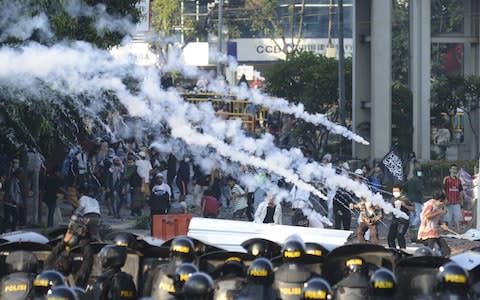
{"left": 393, "top": 192, "right": 401, "bottom": 198}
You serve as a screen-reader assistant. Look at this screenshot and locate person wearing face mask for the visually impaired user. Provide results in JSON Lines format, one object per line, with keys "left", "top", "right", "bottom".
{"left": 387, "top": 187, "right": 414, "bottom": 249}
{"left": 443, "top": 164, "right": 463, "bottom": 233}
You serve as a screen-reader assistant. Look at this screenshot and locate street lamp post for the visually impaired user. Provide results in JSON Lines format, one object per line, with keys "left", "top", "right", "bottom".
{"left": 217, "top": 0, "right": 224, "bottom": 78}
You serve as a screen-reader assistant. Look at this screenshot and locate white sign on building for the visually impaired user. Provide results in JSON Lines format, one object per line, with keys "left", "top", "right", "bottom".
{"left": 233, "top": 38, "right": 353, "bottom": 62}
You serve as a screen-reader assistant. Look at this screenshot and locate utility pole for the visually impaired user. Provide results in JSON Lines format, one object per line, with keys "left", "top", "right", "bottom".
{"left": 217, "top": 0, "right": 224, "bottom": 78}
{"left": 338, "top": 0, "right": 346, "bottom": 127}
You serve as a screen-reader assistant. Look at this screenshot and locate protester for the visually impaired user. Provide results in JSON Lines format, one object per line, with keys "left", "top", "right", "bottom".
{"left": 254, "top": 193, "right": 282, "bottom": 224}
{"left": 227, "top": 176, "right": 249, "bottom": 220}
{"left": 201, "top": 189, "right": 220, "bottom": 218}
{"left": 387, "top": 187, "right": 414, "bottom": 249}
{"left": 443, "top": 164, "right": 463, "bottom": 233}
{"left": 404, "top": 168, "right": 424, "bottom": 228}
{"left": 350, "top": 197, "right": 383, "bottom": 244}
{"left": 75, "top": 184, "right": 101, "bottom": 242}
{"left": 4, "top": 168, "right": 23, "bottom": 231}
{"left": 125, "top": 156, "right": 144, "bottom": 217}
{"left": 149, "top": 173, "right": 172, "bottom": 234}
{"left": 176, "top": 157, "right": 191, "bottom": 203}
{"left": 43, "top": 166, "right": 64, "bottom": 227}
{"left": 417, "top": 191, "right": 451, "bottom": 256}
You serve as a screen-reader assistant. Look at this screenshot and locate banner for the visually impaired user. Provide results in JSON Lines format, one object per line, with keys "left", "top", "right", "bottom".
{"left": 379, "top": 150, "right": 404, "bottom": 183}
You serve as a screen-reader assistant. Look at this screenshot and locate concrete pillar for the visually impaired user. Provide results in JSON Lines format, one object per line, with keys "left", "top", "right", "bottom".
{"left": 410, "top": 0, "right": 431, "bottom": 161}
{"left": 371, "top": 0, "right": 392, "bottom": 161}
{"left": 352, "top": 0, "right": 371, "bottom": 161}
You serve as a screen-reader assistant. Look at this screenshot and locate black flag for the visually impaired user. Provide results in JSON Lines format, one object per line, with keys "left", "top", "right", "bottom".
{"left": 379, "top": 150, "right": 404, "bottom": 183}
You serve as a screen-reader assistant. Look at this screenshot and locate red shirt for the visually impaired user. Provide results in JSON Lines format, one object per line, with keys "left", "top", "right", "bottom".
{"left": 202, "top": 196, "right": 220, "bottom": 217}
{"left": 443, "top": 176, "right": 462, "bottom": 205}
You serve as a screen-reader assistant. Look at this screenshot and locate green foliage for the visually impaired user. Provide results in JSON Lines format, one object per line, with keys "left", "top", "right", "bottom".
{"left": 1, "top": 0, "right": 142, "bottom": 49}
{"left": 392, "top": 82, "right": 413, "bottom": 156}
{"left": 392, "top": 0, "right": 409, "bottom": 85}
{"left": 264, "top": 51, "right": 352, "bottom": 160}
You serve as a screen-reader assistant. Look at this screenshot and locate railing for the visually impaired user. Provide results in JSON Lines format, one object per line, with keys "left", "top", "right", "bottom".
{"left": 183, "top": 93, "right": 268, "bottom": 134}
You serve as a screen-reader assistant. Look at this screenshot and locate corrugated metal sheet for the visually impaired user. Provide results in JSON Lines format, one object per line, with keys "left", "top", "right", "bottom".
{"left": 187, "top": 217, "right": 352, "bottom": 252}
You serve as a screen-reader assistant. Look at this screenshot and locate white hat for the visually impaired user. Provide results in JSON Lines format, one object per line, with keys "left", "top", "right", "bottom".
{"left": 354, "top": 169, "right": 364, "bottom": 176}
{"left": 138, "top": 151, "right": 146, "bottom": 158}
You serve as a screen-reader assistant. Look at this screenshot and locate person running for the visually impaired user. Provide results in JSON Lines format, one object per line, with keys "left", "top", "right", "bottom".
{"left": 417, "top": 191, "right": 451, "bottom": 256}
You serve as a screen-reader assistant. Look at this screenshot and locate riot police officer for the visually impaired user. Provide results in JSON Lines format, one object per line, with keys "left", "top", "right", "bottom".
{"left": 301, "top": 277, "right": 333, "bottom": 300}
{"left": 44, "top": 212, "right": 93, "bottom": 288}
{"left": 146, "top": 236, "right": 196, "bottom": 298}
{"left": 369, "top": 268, "right": 397, "bottom": 300}
{"left": 91, "top": 244, "right": 137, "bottom": 300}
{"left": 183, "top": 272, "right": 215, "bottom": 300}
{"left": 241, "top": 238, "right": 282, "bottom": 259}
{"left": 32, "top": 269, "right": 67, "bottom": 298}
{"left": 274, "top": 235, "right": 315, "bottom": 300}
{"left": 111, "top": 231, "right": 138, "bottom": 251}
{"left": 211, "top": 255, "right": 249, "bottom": 300}
{"left": 171, "top": 263, "right": 198, "bottom": 299}
{"left": 333, "top": 256, "right": 370, "bottom": 299}
{"left": 45, "top": 286, "right": 78, "bottom": 300}
{"left": 234, "top": 257, "right": 280, "bottom": 300}
{"left": 436, "top": 262, "right": 470, "bottom": 299}
{"left": 0, "top": 250, "right": 38, "bottom": 299}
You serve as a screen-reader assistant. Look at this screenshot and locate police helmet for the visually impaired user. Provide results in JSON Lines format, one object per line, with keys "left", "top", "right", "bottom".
{"left": 173, "top": 263, "right": 199, "bottom": 293}
{"left": 247, "top": 257, "right": 274, "bottom": 285}
{"left": 301, "top": 278, "right": 333, "bottom": 300}
{"left": 282, "top": 235, "right": 306, "bottom": 262}
{"left": 45, "top": 286, "right": 78, "bottom": 300}
{"left": 71, "top": 286, "right": 87, "bottom": 300}
{"left": 369, "top": 268, "right": 397, "bottom": 297}
{"left": 437, "top": 262, "right": 469, "bottom": 295}
{"left": 5, "top": 250, "right": 38, "bottom": 273}
{"left": 305, "top": 242, "right": 327, "bottom": 258}
{"left": 414, "top": 246, "right": 434, "bottom": 257}
{"left": 345, "top": 257, "right": 366, "bottom": 274}
{"left": 98, "top": 244, "right": 128, "bottom": 269}
{"left": 33, "top": 270, "right": 67, "bottom": 295}
{"left": 110, "top": 231, "right": 137, "bottom": 250}
{"left": 247, "top": 240, "right": 267, "bottom": 257}
{"left": 111, "top": 232, "right": 137, "bottom": 250}
{"left": 170, "top": 236, "right": 195, "bottom": 262}
{"left": 182, "top": 272, "right": 215, "bottom": 300}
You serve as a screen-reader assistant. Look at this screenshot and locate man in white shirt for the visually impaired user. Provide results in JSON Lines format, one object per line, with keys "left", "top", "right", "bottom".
{"left": 135, "top": 151, "right": 153, "bottom": 197}
{"left": 75, "top": 185, "right": 101, "bottom": 242}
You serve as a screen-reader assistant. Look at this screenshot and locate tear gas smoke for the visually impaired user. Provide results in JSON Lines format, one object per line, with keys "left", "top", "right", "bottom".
{"left": 0, "top": 1, "right": 407, "bottom": 222}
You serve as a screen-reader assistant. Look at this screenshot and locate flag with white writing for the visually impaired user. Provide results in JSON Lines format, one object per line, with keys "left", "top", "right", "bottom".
{"left": 379, "top": 150, "right": 404, "bottom": 183}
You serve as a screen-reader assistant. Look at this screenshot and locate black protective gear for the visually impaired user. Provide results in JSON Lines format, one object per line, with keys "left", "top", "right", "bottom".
{"left": 173, "top": 263, "right": 199, "bottom": 295}
{"left": 414, "top": 246, "right": 434, "bottom": 257}
{"left": 32, "top": 269, "right": 67, "bottom": 297}
{"left": 71, "top": 286, "right": 87, "bottom": 300}
{"left": 282, "top": 236, "right": 306, "bottom": 262}
{"left": 5, "top": 250, "right": 38, "bottom": 274}
{"left": 437, "top": 262, "right": 469, "bottom": 296}
{"left": 345, "top": 257, "right": 366, "bottom": 274}
{"left": 0, "top": 272, "right": 36, "bottom": 300}
{"left": 98, "top": 244, "right": 128, "bottom": 270}
{"left": 247, "top": 257, "right": 274, "bottom": 285}
{"left": 111, "top": 231, "right": 138, "bottom": 251}
{"left": 304, "top": 242, "right": 328, "bottom": 258}
{"left": 182, "top": 272, "right": 214, "bottom": 300}
{"left": 369, "top": 268, "right": 397, "bottom": 298}
{"left": 301, "top": 277, "right": 333, "bottom": 300}
{"left": 45, "top": 286, "right": 78, "bottom": 300}
{"left": 241, "top": 238, "right": 282, "bottom": 259}
{"left": 170, "top": 236, "right": 195, "bottom": 263}
{"left": 92, "top": 268, "right": 138, "bottom": 300}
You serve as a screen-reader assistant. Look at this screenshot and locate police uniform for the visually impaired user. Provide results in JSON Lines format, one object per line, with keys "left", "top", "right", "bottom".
{"left": 146, "top": 237, "right": 196, "bottom": 299}
{"left": 234, "top": 257, "right": 281, "bottom": 300}
{"left": 45, "top": 286, "right": 78, "bottom": 300}
{"left": 369, "top": 268, "right": 398, "bottom": 300}
{"left": 32, "top": 269, "right": 67, "bottom": 298}
{"left": 274, "top": 236, "right": 314, "bottom": 300}
{"left": 91, "top": 244, "right": 137, "bottom": 300}
{"left": 0, "top": 250, "right": 38, "bottom": 300}
{"left": 301, "top": 277, "right": 333, "bottom": 300}
{"left": 183, "top": 272, "right": 215, "bottom": 300}
{"left": 436, "top": 262, "right": 471, "bottom": 299}
{"left": 208, "top": 253, "right": 251, "bottom": 300}
{"left": 333, "top": 257, "right": 370, "bottom": 300}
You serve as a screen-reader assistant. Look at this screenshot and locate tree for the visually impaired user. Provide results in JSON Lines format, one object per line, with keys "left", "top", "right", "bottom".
{"left": 0, "top": 0, "right": 141, "bottom": 158}
{"left": 264, "top": 51, "right": 352, "bottom": 160}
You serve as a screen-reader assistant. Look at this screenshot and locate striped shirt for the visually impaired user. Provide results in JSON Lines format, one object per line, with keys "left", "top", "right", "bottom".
{"left": 443, "top": 176, "right": 462, "bottom": 205}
